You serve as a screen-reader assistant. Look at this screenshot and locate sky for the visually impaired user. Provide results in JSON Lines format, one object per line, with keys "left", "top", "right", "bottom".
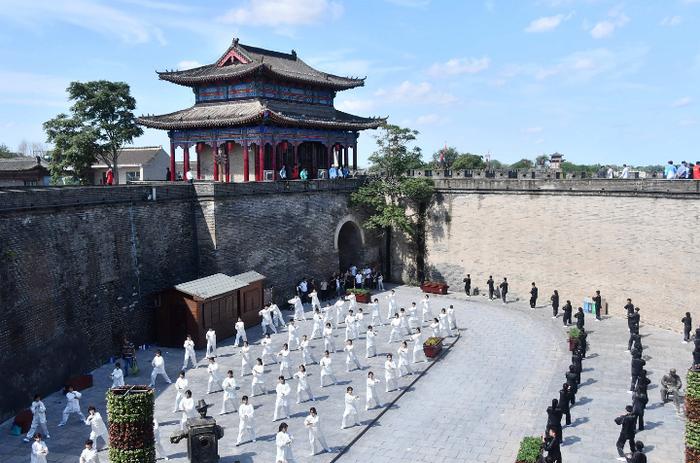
{"left": 0, "top": 0, "right": 698, "bottom": 167}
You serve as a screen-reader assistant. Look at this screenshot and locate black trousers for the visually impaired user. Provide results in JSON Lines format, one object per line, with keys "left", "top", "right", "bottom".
{"left": 530, "top": 297, "right": 537, "bottom": 308}
{"left": 685, "top": 328, "right": 691, "bottom": 342}
{"left": 465, "top": 284, "right": 470, "bottom": 295}
{"left": 627, "top": 334, "right": 635, "bottom": 351}
{"left": 562, "top": 408, "right": 571, "bottom": 425}
{"left": 502, "top": 291, "right": 507, "bottom": 303}
{"left": 630, "top": 374, "right": 639, "bottom": 391}
{"left": 637, "top": 410, "right": 644, "bottom": 430}
{"left": 563, "top": 313, "right": 571, "bottom": 325}
{"left": 552, "top": 304, "right": 559, "bottom": 317}
{"left": 595, "top": 305, "right": 602, "bottom": 320}
{"left": 616, "top": 433, "right": 635, "bottom": 456}
{"left": 488, "top": 288, "right": 494, "bottom": 299}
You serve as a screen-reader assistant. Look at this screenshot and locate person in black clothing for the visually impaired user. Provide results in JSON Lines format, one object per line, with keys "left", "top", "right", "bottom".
{"left": 683, "top": 312, "right": 692, "bottom": 343}
{"left": 628, "top": 333, "right": 641, "bottom": 353}
{"left": 615, "top": 405, "right": 637, "bottom": 458}
{"left": 636, "top": 370, "right": 651, "bottom": 395}
{"left": 550, "top": 290, "right": 559, "bottom": 318}
{"left": 577, "top": 328, "right": 588, "bottom": 358}
{"left": 562, "top": 300, "right": 572, "bottom": 326}
{"left": 565, "top": 365, "right": 578, "bottom": 403}
{"left": 693, "top": 328, "right": 700, "bottom": 367}
{"left": 463, "top": 274, "right": 471, "bottom": 296}
{"left": 546, "top": 398, "right": 563, "bottom": 441}
{"left": 593, "top": 290, "right": 602, "bottom": 320}
{"left": 630, "top": 353, "right": 646, "bottom": 392}
{"left": 574, "top": 307, "right": 585, "bottom": 330}
{"left": 632, "top": 388, "right": 648, "bottom": 431}
{"left": 559, "top": 383, "right": 572, "bottom": 425}
{"left": 499, "top": 277, "right": 508, "bottom": 304}
{"left": 530, "top": 282, "right": 538, "bottom": 309}
{"left": 624, "top": 298, "right": 634, "bottom": 317}
{"left": 571, "top": 352, "right": 582, "bottom": 385}
{"left": 541, "top": 428, "right": 562, "bottom": 463}
{"left": 627, "top": 307, "right": 640, "bottom": 331}
{"left": 487, "top": 276, "right": 495, "bottom": 300}
{"left": 627, "top": 441, "right": 646, "bottom": 463}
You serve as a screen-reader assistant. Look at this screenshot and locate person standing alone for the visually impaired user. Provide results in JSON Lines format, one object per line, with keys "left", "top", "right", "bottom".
{"left": 530, "top": 282, "right": 538, "bottom": 309}
{"left": 593, "top": 290, "right": 602, "bottom": 321}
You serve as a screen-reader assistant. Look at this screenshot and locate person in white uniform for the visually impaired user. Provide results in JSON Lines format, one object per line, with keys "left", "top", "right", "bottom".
{"left": 344, "top": 310, "right": 357, "bottom": 341}
{"left": 397, "top": 341, "right": 414, "bottom": 377}
{"left": 85, "top": 406, "right": 108, "bottom": 450}
{"left": 323, "top": 322, "right": 336, "bottom": 353}
{"left": 304, "top": 407, "right": 330, "bottom": 455}
{"left": 344, "top": 339, "right": 362, "bottom": 372}
{"left": 430, "top": 317, "right": 440, "bottom": 337}
{"left": 334, "top": 298, "right": 346, "bottom": 327}
{"left": 182, "top": 334, "right": 197, "bottom": 370}
{"left": 294, "top": 365, "right": 315, "bottom": 403}
{"left": 24, "top": 394, "right": 50, "bottom": 441}
{"left": 355, "top": 308, "right": 365, "bottom": 335}
{"left": 259, "top": 304, "right": 277, "bottom": 335}
{"left": 287, "top": 320, "right": 301, "bottom": 350}
{"left": 275, "top": 422, "right": 296, "bottom": 462}
{"left": 310, "top": 289, "right": 321, "bottom": 311}
{"left": 421, "top": 294, "right": 432, "bottom": 322}
{"left": 270, "top": 302, "right": 285, "bottom": 329}
{"left": 273, "top": 376, "right": 291, "bottom": 422}
{"left": 173, "top": 371, "right": 188, "bottom": 412}
{"left": 369, "top": 298, "right": 383, "bottom": 326}
{"left": 384, "top": 354, "right": 398, "bottom": 392}
{"left": 235, "top": 396, "right": 256, "bottom": 445}
{"left": 261, "top": 334, "right": 276, "bottom": 365}
{"left": 207, "top": 357, "right": 223, "bottom": 394}
{"left": 234, "top": 317, "right": 247, "bottom": 347}
{"left": 290, "top": 295, "right": 306, "bottom": 321}
{"left": 366, "top": 325, "right": 377, "bottom": 358}
{"left": 412, "top": 327, "right": 426, "bottom": 363}
{"left": 365, "top": 371, "right": 382, "bottom": 410}
{"left": 300, "top": 335, "right": 317, "bottom": 366}
{"left": 386, "top": 290, "right": 397, "bottom": 320}
{"left": 58, "top": 385, "right": 85, "bottom": 426}
{"left": 322, "top": 303, "right": 335, "bottom": 330}
{"left": 388, "top": 313, "right": 402, "bottom": 343}
{"left": 438, "top": 308, "right": 451, "bottom": 337}
{"left": 277, "top": 343, "right": 293, "bottom": 378}
{"left": 377, "top": 273, "right": 385, "bottom": 290}
{"left": 408, "top": 302, "right": 419, "bottom": 331}
{"left": 240, "top": 341, "right": 252, "bottom": 377}
{"left": 319, "top": 350, "right": 338, "bottom": 387}
{"left": 251, "top": 358, "right": 267, "bottom": 396}
{"left": 149, "top": 350, "right": 172, "bottom": 387}
{"left": 399, "top": 308, "right": 411, "bottom": 336}
{"left": 79, "top": 439, "right": 98, "bottom": 463}
{"left": 447, "top": 304, "right": 458, "bottom": 331}
{"left": 310, "top": 309, "right": 323, "bottom": 339}
{"left": 110, "top": 362, "right": 124, "bottom": 387}
{"left": 346, "top": 292, "right": 357, "bottom": 313}
{"left": 341, "top": 386, "right": 360, "bottom": 429}
{"left": 220, "top": 370, "right": 238, "bottom": 415}
{"left": 31, "top": 433, "right": 48, "bottom": 463}
{"left": 205, "top": 328, "right": 217, "bottom": 357}
{"left": 178, "top": 390, "right": 196, "bottom": 430}
{"left": 153, "top": 418, "right": 169, "bottom": 461}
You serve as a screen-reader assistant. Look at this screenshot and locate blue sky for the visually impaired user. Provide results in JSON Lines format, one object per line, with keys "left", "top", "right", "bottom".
{"left": 0, "top": 0, "right": 698, "bottom": 167}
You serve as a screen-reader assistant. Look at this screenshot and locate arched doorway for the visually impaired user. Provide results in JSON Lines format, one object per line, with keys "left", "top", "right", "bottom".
{"left": 337, "top": 220, "right": 363, "bottom": 272}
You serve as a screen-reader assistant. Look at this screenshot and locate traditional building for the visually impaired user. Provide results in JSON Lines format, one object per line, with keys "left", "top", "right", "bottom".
{"left": 138, "top": 39, "right": 384, "bottom": 182}
{"left": 0, "top": 157, "right": 50, "bottom": 187}
{"left": 91, "top": 146, "right": 170, "bottom": 184}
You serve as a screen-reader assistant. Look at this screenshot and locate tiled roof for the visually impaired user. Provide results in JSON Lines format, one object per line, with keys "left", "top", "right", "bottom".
{"left": 157, "top": 39, "right": 364, "bottom": 90}
{"left": 0, "top": 157, "right": 47, "bottom": 172}
{"left": 91, "top": 147, "right": 166, "bottom": 167}
{"left": 137, "top": 99, "right": 385, "bottom": 131}
{"left": 175, "top": 273, "right": 247, "bottom": 300}
{"left": 232, "top": 271, "right": 265, "bottom": 284}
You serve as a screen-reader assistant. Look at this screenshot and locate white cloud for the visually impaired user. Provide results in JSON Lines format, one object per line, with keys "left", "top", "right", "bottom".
{"left": 177, "top": 60, "right": 203, "bottom": 70}
{"left": 660, "top": 15, "right": 682, "bottom": 27}
{"left": 415, "top": 114, "right": 441, "bottom": 125}
{"left": 525, "top": 13, "right": 573, "bottom": 33}
{"left": 336, "top": 99, "right": 376, "bottom": 113}
{"left": 220, "top": 0, "right": 343, "bottom": 26}
{"left": 590, "top": 7, "right": 629, "bottom": 39}
{"left": 117, "top": 0, "right": 193, "bottom": 12}
{"left": 0, "top": 71, "right": 69, "bottom": 107}
{"left": 522, "top": 126, "right": 544, "bottom": 134}
{"left": 671, "top": 96, "right": 692, "bottom": 108}
{"left": 374, "top": 81, "right": 457, "bottom": 105}
{"left": 427, "top": 57, "right": 490, "bottom": 77}
{"left": 385, "top": 0, "right": 430, "bottom": 7}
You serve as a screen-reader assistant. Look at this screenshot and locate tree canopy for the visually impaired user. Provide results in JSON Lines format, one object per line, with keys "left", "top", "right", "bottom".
{"left": 367, "top": 124, "right": 425, "bottom": 177}
{"left": 509, "top": 158, "right": 534, "bottom": 169}
{"left": 452, "top": 153, "right": 487, "bottom": 170}
{"left": 0, "top": 143, "right": 17, "bottom": 159}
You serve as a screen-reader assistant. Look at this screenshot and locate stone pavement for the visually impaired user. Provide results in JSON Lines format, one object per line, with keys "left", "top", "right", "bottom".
{"left": 0, "top": 285, "right": 687, "bottom": 462}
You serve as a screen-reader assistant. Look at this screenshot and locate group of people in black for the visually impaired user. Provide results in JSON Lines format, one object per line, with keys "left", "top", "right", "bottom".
{"left": 463, "top": 274, "right": 510, "bottom": 303}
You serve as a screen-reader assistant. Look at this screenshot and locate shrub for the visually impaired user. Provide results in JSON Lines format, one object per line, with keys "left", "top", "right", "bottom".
{"left": 107, "top": 386, "right": 155, "bottom": 463}
{"left": 346, "top": 288, "right": 371, "bottom": 296}
{"left": 568, "top": 327, "right": 581, "bottom": 340}
{"left": 515, "top": 436, "right": 542, "bottom": 463}
{"left": 423, "top": 336, "right": 443, "bottom": 347}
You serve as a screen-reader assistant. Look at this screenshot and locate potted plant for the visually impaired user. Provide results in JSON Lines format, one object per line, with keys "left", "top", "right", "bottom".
{"left": 515, "top": 436, "right": 542, "bottom": 463}
{"left": 686, "top": 369, "right": 700, "bottom": 463}
{"left": 420, "top": 281, "right": 449, "bottom": 295}
{"left": 107, "top": 385, "right": 156, "bottom": 463}
{"left": 423, "top": 336, "right": 443, "bottom": 358}
{"left": 346, "top": 287, "right": 372, "bottom": 304}
{"left": 567, "top": 327, "right": 581, "bottom": 352}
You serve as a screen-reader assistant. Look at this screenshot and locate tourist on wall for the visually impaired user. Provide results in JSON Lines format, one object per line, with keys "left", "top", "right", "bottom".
{"left": 377, "top": 272, "right": 385, "bottom": 291}
{"left": 677, "top": 161, "right": 690, "bottom": 179}
{"left": 319, "top": 278, "right": 329, "bottom": 301}
{"left": 620, "top": 164, "right": 630, "bottom": 179}
{"left": 105, "top": 168, "right": 114, "bottom": 185}
{"left": 300, "top": 168, "right": 309, "bottom": 180}
{"left": 664, "top": 160, "right": 677, "bottom": 179}
{"left": 550, "top": 290, "right": 559, "bottom": 318}
{"left": 165, "top": 167, "right": 171, "bottom": 181}
{"left": 279, "top": 164, "right": 287, "bottom": 180}
{"left": 530, "top": 282, "right": 538, "bottom": 309}
{"left": 499, "top": 277, "right": 509, "bottom": 303}
{"left": 683, "top": 312, "right": 693, "bottom": 343}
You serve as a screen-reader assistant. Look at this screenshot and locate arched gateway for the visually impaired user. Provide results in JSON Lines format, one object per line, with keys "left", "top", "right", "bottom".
{"left": 335, "top": 217, "right": 365, "bottom": 273}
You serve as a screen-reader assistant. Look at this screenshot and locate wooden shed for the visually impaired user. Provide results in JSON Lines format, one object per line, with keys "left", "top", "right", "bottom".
{"left": 156, "top": 272, "right": 265, "bottom": 349}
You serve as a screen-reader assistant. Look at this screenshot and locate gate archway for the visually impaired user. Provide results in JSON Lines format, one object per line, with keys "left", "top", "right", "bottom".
{"left": 335, "top": 216, "right": 365, "bottom": 272}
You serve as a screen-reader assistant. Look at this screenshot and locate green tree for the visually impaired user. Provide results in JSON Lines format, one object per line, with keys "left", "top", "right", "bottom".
{"left": 452, "top": 153, "right": 486, "bottom": 170}
{"left": 560, "top": 161, "right": 603, "bottom": 175}
{"left": 44, "top": 80, "right": 143, "bottom": 184}
{"left": 510, "top": 158, "right": 534, "bottom": 169}
{"left": 0, "top": 143, "right": 17, "bottom": 159}
{"left": 352, "top": 124, "right": 434, "bottom": 282}
{"left": 431, "top": 146, "right": 459, "bottom": 168}
{"left": 535, "top": 154, "right": 549, "bottom": 167}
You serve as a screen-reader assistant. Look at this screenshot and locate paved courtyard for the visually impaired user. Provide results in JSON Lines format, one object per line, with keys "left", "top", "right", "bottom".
{"left": 0, "top": 285, "right": 686, "bottom": 462}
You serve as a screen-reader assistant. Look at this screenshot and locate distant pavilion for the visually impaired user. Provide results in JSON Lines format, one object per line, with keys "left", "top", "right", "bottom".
{"left": 138, "top": 38, "right": 385, "bottom": 182}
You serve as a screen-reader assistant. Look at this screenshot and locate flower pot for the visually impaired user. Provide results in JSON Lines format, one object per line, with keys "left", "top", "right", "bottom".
{"left": 346, "top": 291, "right": 371, "bottom": 304}
{"left": 568, "top": 337, "right": 578, "bottom": 352}
{"left": 423, "top": 339, "right": 443, "bottom": 358}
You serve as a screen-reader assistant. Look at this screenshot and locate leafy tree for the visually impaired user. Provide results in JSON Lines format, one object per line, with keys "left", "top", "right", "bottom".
{"left": 489, "top": 159, "right": 508, "bottom": 169}
{"left": 510, "top": 158, "right": 534, "bottom": 169}
{"left": 431, "top": 146, "right": 459, "bottom": 168}
{"left": 44, "top": 80, "right": 143, "bottom": 184}
{"left": 452, "top": 153, "right": 486, "bottom": 170}
{"left": 0, "top": 143, "right": 17, "bottom": 159}
{"left": 352, "top": 124, "right": 434, "bottom": 282}
{"left": 560, "top": 161, "right": 603, "bottom": 175}
{"left": 535, "top": 154, "right": 549, "bottom": 167}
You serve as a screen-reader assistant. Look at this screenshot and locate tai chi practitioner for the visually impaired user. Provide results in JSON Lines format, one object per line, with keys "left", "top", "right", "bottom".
{"left": 355, "top": 308, "right": 365, "bottom": 335}
{"left": 182, "top": 335, "right": 197, "bottom": 370}
{"left": 412, "top": 327, "right": 426, "bottom": 363}
{"left": 386, "top": 290, "right": 397, "bottom": 320}
{"left": 31, "top": 434, "right": 48, "bottom": 463}
{"left": 384, "top": 354, "right": 398, "bottom": 392}
{"left": 240, "top": 341, "right": 252, "bottom": 377}
{"left": 290, "top": 295, "right": 306, "bottom": 321}
{"left": 323, "top": 323, "right": 336, "bottom": 353}
{"left": 288, "top": 320, "right": 301, "bottom": 350}
{"left": 251, "top": 358, "right": 267, "bottom": 396}
{"left": 310, "top": 289, "right": 321, "bottom": 311}
{"left": 220, "top": 370, "right": 238, "bottom": 415}
{"left": 407, "top": 303, "right": 419, "bottom": 331}
{"left": 234, "top": 317, "right": 247, "bottom": 347}
{"left": 153, "top": 418, "right": 169, "bottom": 461}
{"left": 377, "top": 273, "right": 384, "bottom": 290}
{"left": 278, "top": 343, "right": 293, "bottom": 378}
{"left": 334, "top": 299, "right": 346, "bottom": 327}
{"left": 273, "top": 376, "right": 291, "bottom": 422}
{"left": 85, "top": 406, "right": 108, "bottom": 450}
{"left": 421, "top": 294, "right": 432, "bottom": 322}
{"left": 261, "top": 334, "right": 276, "bottom": 365}
{"left": 365, "top": 371, "right": 382, "bottom": 410}
{"left": 259, "top": 305, "right": 277, "bottom": 335}
{"left": 369, "top": 298, "right": 383, "bottom": 326}
{"left": 319, "top": 351, "right": 338, "bottom": 387}
{"left": 79, "top": 439, "right": 98, "bottom": 463}
{"left": 110, "top": 362, "right": 124, "bottom": 387}
{"left": 235, "top": 396, "right": 256, "bottom": 445}
{"left": 275, "top": 422, "right": 296, "bottom": 462}
{"left": 310, "top": 309, "right": 323, "bottom": 339}
{"left": 207, "top": 357, "right": 223, "bottom": 393}
{"left": 322, "top": 303, "right": 336, "bottom": 330}
{"left": 344, "top": 339, "right": 362, "bottom": 371}
{"left": 270, "top": 302, "right": 285, "bottom": 328}
{"left": 397, "top": 341, "right": 413, "bottom": 376}
{"left": 149, "top": 350, "right": 172, "bottom": 387}
{"left": 438, "top": 308, "right": 451, "bottom": 337}
{"left": 58, "top": 385, "right": 85, "bottom": 426}
{"left": 388, "top": 313, "right": 402, "bottom": 343}
{"left": 399, "top": 308, "right": 411, "bottom": 336}
{"left": 346, "top": 292, "right": 358, "bottom": 312}
{"left": 294, "top": 365, "right": 315, "bottom": 403}
{"left": 304, "top": 407, "right": 330, "bottom": 455}
{"left": 366, "top": 325, "right": 377, "bottom": 358}
{"left": 178, "top": 390, "right": 196, "bottom": 430}
{"left": 344, "top": 310, "right": 357, "bottom": 341}
{"left": 300, "top": 335, "right": 317, "bottom": 366}
{"left": 205, "top": 328, "right": 217, "bottom": 357}
{"left": 341, "top": 387, "right": 360, "bottom": 429}
{"left": 24, "top": 394, "right": 50, "bottom": 441}
{"left": 447, "top": 305, "right": 457, "bottom": 331}
{"left": 430, "top": 317, "right": 440, "bottom": 337}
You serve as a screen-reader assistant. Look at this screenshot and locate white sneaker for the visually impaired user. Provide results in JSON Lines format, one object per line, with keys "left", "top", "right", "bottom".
{"left": 23, "top": 437, "right": 30, "bottom": 443}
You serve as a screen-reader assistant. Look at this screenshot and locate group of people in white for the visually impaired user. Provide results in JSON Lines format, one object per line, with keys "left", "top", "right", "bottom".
{"left": 22, "top": 289, "right": 458, "bottom": 462}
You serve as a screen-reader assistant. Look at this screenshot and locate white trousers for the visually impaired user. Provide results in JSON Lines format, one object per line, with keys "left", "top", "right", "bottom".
{"left": 341, "top": 408, "right": 359, "bottom": 428}
{"left": 234, "top": 331, "right": 247, "bottom": 347}
{"left": 273, "top": 398, "right": 289, "bottom": 421}
{"left": 183, "top": 349, "right": 197, "bottom": 369}
{"left": 26, "top": 418, "right": 49, "bottom": 439}
{"left": 308, "top": 429, "right": 329, "bottom": 455}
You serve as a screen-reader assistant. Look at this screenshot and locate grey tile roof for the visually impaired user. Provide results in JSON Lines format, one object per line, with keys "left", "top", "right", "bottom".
{"left": 232, "top": 271, "right": 265, "bottom": 284}
{"left": 175, "top": 273, "right": 246, "bottom": 299}
{"left": 91, "top": 147, "right": 166, "bottom": 167}
{"left": 0, "top": 157, "right": 47, "bottom": 172}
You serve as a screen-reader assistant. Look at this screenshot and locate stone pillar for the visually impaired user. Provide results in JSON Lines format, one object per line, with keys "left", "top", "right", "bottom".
{"left": 169, "top": 141, "right": 176, "bottom": 181}
{"left": 196, "top": 142, "right": 202, "bottom": 180}
{"left": 243, "top": 144, "right": 249, "bottom": 182}
{"left": 183, "top": 142, "right": 190, "bottom": 181}
{"left": 212, "top": 141, "right": 219, "bottom": 181}
{"left": 225, "top": 142, "right": 233, "bottom": 183}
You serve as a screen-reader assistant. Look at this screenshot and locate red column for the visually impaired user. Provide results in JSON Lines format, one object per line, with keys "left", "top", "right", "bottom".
{"left": 271, "top": 143, "right": 277, "bottom": 180}
{"left": 352, "top": 141, "right": 357, "bottom": 171}
{"left": 169, "top": 141, "right": 176, "bottom": 181}
{"left": 212, "top": 141, "right": 219, "bottom": 181}
{"left": 243, "top": 144, "right": 249, "bottom": 182}
{"left": 196, "top": 142, "right": 202, "bottom": 179}
{"left": 225, "top": 142, "right": 233, "bottom": 183}
{"left": 292, "top": 144, "right": 299, "bottom": 179}
{"left": 183, "top": 142, "right": 190, "bottom": 181}
{"left": 258, "top": 143, "right": 264, "bottom": 181}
